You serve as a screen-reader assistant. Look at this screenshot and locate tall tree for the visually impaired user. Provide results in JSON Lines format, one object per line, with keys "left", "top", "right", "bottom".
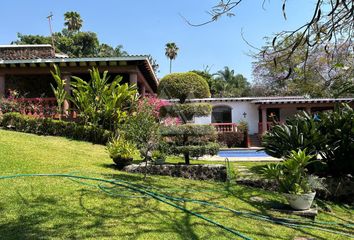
{"left": 165, "top": 42, "right": 179, "bottom": 73}
{"left": 64, "top": 11, "right": 83, "bottom": 32}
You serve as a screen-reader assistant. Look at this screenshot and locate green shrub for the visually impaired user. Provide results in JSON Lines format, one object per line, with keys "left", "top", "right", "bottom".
{"left": 0, "top": 112, "right": 111, "bottom": 144}
{"left": 261, "top": 149, "right": 325, "bottom": 194}
{"left": 318, "top": 104, "right": 354, "bottom": 176}
{"left": 160, "top": 124, "right": 216, "bottom": 137}
{"left": 158, "top": 72, "right": 210, "bottom": 103}
{"left": 107, "top": 135, "right": 138, "bottom": 160}
{"left": 169, "top": 143, "right": 220, "bottom": 158}
{"left": 262, "top": 111, "right": 323, "bottom": 158}
{"left": 159, "top": 103, "right": 212, "bottom": 120}
{"left": 217, "top": 132, "right": 245, "bottom": 148}
{"left": 69, "top": 67, "right": 137, "bottom": 131}
{"left": 119, "top": 99, "right": 160, "bottom": 161}
{"left": 160, "top": 124, "right": 219, "bottom": 164}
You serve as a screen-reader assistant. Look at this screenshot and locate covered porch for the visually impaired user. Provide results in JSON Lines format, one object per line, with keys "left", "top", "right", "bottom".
{"left": 0, "top": 56, "right": 158, "bottom": 117}
{"left": 254, "top": 98, "right": 354, "bottom": 134}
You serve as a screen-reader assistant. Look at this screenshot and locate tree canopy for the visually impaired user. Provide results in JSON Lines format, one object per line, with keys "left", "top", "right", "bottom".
{"left": 12, "top": 12, "right": 128, "bottom": 58}
{"left": 252, "top": 34, "right": 354, "bottom": 97}
{"left": 192, "top": 67, "right": 251, "bottom": 97}
{"left": 165, "top": 42, "right": 179, "bottom": 73}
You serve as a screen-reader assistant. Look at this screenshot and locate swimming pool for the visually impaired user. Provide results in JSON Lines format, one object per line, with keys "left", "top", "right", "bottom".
{"left": 218, "top": 149, "right": 270, "bottom": 158}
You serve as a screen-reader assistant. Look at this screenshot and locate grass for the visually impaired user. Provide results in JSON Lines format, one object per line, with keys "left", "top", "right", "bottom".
{"left": 0, "top": 129, "right": 353, "bottom": 240}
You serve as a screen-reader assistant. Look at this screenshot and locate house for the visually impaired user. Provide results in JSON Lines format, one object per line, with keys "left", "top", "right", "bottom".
{"left": 0, "top": 44, "right": 158, "bottom": 114}
{"left": 191, "top": 96, "right": 353, "bottom": 143}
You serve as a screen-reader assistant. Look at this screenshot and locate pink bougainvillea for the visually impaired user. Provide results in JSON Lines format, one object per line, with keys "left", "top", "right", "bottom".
{"left": 137, "top": 96, "right": 181, "bottom": 125}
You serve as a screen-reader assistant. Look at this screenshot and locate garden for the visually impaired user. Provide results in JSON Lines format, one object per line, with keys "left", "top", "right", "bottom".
{"left": 0, "top": 67, "right": 353, "bottom": 239}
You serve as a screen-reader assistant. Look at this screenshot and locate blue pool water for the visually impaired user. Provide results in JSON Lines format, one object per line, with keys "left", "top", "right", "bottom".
{"left": 218, "top": 149, "right": 270, "bottom": 158}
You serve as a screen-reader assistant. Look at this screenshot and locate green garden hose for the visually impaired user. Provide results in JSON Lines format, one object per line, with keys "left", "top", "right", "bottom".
{"left": 0, "top": 173, "right": 353, "bottom": 239}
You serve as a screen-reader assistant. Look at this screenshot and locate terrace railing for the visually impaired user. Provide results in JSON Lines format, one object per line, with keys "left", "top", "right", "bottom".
{"left": 16, "top": 98, "right": 58, "bottom": 118}
{"left": 210, "top": 123, "right": 238, "bottom": 132}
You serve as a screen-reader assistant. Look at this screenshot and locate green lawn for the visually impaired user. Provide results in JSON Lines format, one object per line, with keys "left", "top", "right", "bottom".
{"left": 0, "top": 129, "right": 353, "bottom": 240}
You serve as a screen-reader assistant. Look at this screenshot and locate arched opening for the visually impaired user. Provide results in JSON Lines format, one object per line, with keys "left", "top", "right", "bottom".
{"left": 212, "top": 106, "right": 232, "bottom": 123}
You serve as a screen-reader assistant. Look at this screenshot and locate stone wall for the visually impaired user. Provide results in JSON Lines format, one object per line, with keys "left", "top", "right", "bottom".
{"left": 123, "top": 162, "right": 227, "bottom": 182}
{"left": 0, "top": 45, "right": 55, "bottom": 60}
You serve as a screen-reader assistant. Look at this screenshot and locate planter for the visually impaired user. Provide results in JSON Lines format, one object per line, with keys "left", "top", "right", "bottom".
{"left": 283, "top": 192, "right": 316, "bottom": 210}
{"left": 154, "top": 158, "right": 165, "bottom": 165}
{"left": 113, "top": 157, "right": 133, "bottom": 169}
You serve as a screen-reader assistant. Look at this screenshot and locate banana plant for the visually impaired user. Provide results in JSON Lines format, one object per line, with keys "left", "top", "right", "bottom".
{"left": 50, "top": 64, "right": 68, "bottom": 119}
{"left": 69, "top": 67, "right": 137, "bottom": 130}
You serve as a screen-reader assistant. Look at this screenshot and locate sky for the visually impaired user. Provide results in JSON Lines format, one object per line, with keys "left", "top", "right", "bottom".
{"left": 0, "top": 0, "right": 316, "bottom": 82}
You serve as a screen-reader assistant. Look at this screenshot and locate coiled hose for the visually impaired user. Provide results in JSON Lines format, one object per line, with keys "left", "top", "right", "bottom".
{"left": 0, "top": 173, "right": 353, "bottom": 239}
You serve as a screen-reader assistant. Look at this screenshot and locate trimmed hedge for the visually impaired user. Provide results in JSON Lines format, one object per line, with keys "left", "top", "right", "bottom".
{"left": 158, "top": 72, "right": 211, "bottom": 103}
{"left": 169, "top": 142, "right": 220, "bottom": 158}
{"left": 0, "top": 112, "right": 111, "bottom": 144}
{"left": 159, "top": 103, "right": 212, "bottom": 120}
{"left": 217, "top": 132, "right": 245, "bottom": 148}
{"left": 160, "top": 124, "right": 216, "bottom": 137}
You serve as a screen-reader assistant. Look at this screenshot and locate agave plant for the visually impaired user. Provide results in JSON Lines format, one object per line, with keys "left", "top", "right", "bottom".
{"left": 261, "top": 149, "right": 325, "bottom": 194}
{"left": 262, "top": 111, "right": 324, "bottom": 159}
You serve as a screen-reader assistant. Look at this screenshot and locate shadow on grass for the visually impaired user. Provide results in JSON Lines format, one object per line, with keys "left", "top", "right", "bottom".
{"left": 0, "top": 170, "right": 351, "bottom": 240}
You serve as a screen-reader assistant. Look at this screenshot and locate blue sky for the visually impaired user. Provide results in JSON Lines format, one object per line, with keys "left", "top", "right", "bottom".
{"left": 0, "top": 0, "right": 316, "bottom": 82}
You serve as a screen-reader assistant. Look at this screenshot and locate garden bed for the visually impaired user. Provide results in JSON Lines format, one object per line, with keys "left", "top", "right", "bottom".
{"left": 123, "top": 162, "right": 227, "bottom": 181}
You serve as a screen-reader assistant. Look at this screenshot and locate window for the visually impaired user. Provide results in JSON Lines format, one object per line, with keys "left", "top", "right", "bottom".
{"left": 212, "top": 106, "right": 232, "bottom": 123}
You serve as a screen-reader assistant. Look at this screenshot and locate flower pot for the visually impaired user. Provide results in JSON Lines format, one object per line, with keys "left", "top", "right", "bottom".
{"left": 155, "top": 158, "right": 165, "bottom": 165}
{"left": 113, "top": 157, "right": 133, "bottom": 169}
{"left": 283, "top": 192, "right": 316, "bottom": 210}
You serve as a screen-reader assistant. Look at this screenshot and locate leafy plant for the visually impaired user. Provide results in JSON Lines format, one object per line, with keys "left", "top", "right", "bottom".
{"left": 151, "top": 150, "right": 166, "bottom": 164}
{"left": 261, "top": 149, "right": 324, "bottom": 194}
{"left": 107, "top": 135, "right": 138, "bottom": 160}
{"left": 70, "top": 67, "right": 137, "bottom": 130}
{"left": 318, "top": 103, "right": 354, "bottom": 176}
{"left": 50, "top": 64, "right": 67, "bottom": 119}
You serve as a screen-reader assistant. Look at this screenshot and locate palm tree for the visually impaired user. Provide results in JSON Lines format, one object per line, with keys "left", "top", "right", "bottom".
{"left": 64, "top": 11, "right": 83, "bottom": 32}
{"left": 214, "top": 66, "right": 250, "bottom": 97}
{"left": 165, "top": 42, "right": 179, "bottom": 73}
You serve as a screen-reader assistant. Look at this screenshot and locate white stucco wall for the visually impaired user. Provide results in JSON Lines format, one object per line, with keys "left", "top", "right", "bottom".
{"left": 194, "top": 101, "right": 260, "bottom": 134}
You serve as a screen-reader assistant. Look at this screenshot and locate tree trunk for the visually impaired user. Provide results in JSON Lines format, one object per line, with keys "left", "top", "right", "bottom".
{"left": 184, "top": 152, "right": 190, "bottom": 165}
{"left": 169, "top": 59, "right": 172, "bottom": 73}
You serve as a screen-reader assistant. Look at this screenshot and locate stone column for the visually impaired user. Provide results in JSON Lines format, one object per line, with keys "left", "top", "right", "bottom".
{"left": 62, "top": 74, "right": 71, "bottom": 115}
{"left": 0, "top": 75, "right": 5, "bottom": 97}
{"left": 261, "top": 107, "right": 267, "bottom": 134}
{"left": 129, "top": 73, "right": 138, "bottom": 86}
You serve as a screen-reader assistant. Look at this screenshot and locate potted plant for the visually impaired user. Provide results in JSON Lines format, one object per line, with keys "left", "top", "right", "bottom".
{"left": 262, "top": 149, "right": 325, "bottom": 210}
{"left": 107, "top": 135, "right": 138, "bottom": 169}
{"left": 152, "top": 150, "right": 166, "bottom": 165}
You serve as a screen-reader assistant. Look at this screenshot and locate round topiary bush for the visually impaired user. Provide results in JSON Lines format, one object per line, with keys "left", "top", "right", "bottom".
{"left": 158, "top": 72, "right": 211, "bottom": 103}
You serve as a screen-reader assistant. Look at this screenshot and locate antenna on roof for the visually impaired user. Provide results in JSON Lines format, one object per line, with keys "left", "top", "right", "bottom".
{"left": 46, "top": 12, "right": 55, "bottom": 53}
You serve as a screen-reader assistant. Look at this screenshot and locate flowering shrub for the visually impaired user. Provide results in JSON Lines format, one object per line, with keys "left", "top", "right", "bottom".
{"left": 137, "top": 96, "right": 169, "bottom": 119}
{"left": 0, "top": 90, "right": 22, "bottom": 114}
